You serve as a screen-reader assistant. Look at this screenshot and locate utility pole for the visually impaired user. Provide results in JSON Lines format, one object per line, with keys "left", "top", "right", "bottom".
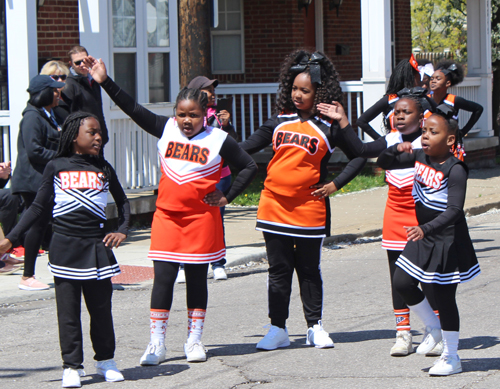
{"left": 178, "top": 0, "right": 212, "bottom": 87}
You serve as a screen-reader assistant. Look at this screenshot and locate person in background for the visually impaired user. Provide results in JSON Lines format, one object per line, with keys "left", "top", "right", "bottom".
{"left": 10, "top": 75, "right": 64, "bottom": 291}
{"left": 0, "top": 161, "right": 23, "bottom": 274}
{"left": 40, "top": 60, "right": 71, "bottom": 123}
{"left": 62, "top": 46, "right": 109, "bottom": 146}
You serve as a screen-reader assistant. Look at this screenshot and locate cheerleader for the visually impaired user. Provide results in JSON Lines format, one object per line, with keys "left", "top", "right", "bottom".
{"left": 429, "top": 60, "right": 483, "bottom": 159}
{"left": 319, "top": 89, "right": 440, "bottom": 357}
{"left": 377, "top": 104, "right": 480, "bottom": 376}
{"left": 0, "top": 112, "right": 130, "bottom": 387}
{"left": 356, "top": 55, "right": 424, "bottom": 140}
{"left": 240, "top": 49, "right": 366, "bottom": 350}
{"left": 83, "top": 57, "right": 257, "bottom": 364}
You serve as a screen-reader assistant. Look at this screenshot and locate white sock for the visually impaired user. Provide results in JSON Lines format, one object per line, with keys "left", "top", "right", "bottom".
{"left": 442, "top": 330, "right": 459, "bottom": 356}
{"left": 150, "top": 309, "right": 169, "bottom": 344}
{"left": 408, "top": 297, "right": 441, "bottom": 329}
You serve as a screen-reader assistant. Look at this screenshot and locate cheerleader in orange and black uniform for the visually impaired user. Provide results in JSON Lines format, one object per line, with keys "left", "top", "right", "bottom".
{"left": 241, "top": 50, "right": 366, "bottom": 351}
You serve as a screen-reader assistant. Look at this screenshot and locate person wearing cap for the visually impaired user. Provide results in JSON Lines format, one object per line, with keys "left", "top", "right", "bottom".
{"left": 62, "top": 45, "right": 109, "bottom": 146}
{"left": 10, "top": 74, "right": 65, "bottom": 291}
{"left": 175, "top": 76, "right": 237, "bottom": 283}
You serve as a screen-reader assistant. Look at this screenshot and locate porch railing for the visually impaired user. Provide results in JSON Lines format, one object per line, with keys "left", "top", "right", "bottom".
{"left": 1, "top": 79, "right": 483, "bottom": 191}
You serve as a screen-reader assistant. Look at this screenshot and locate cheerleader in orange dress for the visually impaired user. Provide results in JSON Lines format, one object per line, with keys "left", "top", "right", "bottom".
{"left": 84, "top": 57, "right": 257, "bottom": 364}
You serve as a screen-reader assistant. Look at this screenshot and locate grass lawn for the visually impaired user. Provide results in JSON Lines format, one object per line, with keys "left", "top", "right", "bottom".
{"left": 231, "top": 167, "right": 387, "bottom": 207}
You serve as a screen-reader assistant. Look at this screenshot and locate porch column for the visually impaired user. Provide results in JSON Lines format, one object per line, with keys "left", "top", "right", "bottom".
{"left": 5, "top": 0, "right": 38, "bottom": 167}
{"left": 466, "top": 0, "right": 493, "bottom": 138}
{"left": 78, "top": 0, "right": 111, "bottom": 157}
{"left": 360, "top": 0, "right": 392, "bottom": 138}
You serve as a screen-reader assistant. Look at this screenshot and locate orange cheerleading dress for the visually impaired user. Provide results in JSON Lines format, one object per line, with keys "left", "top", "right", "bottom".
{"left": 147, "top": 118, "right": 227, "bottom": 264}
{"left": 381, "top": 132, "right": 421, "bottom": 251}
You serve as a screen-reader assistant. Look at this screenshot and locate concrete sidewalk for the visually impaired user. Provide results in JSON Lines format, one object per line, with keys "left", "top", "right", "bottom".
{"left": 1, "top": 165, "right": 500, "bottom": 304}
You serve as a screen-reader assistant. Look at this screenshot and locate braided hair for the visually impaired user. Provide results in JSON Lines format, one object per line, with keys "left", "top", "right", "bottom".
{"left": 275, "top": 49, "right": 343, "bottom": 114}
{"left": 175, "top": 87, "right": 209, "bottom": 112}
{"left": 435, "top": 60, "right": 464, "bottom": 86}
{"left": 386, "top": 59, "right": 420, "bottom": 95}
{"left": 57, "top": 111, "right": 111, "bottom": 181}
{"left": 433, "top": 104, "right": 460, "bottom": 149}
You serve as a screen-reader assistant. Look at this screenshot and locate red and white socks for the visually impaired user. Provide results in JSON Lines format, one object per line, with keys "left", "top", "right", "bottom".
{"left": 394, "top": 308, "right": 410, "bottom": 331}
{"left": 187, "top": 308, "right": 206, "bottom": 344}
{"left": 150, "top": 309, "right": 169, "bottom": 344}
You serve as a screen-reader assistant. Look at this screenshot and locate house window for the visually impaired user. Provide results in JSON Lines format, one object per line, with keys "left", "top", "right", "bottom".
{"left": 111, "top": 0, "right": 177, "bottom": 103}
{"left": 211, "top": 0, "right": 244, "bottom": 74}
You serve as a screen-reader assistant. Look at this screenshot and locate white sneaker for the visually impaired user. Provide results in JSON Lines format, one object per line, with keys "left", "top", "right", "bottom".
{"left": 184, "top": 341, "right": 207, "bottom": 362}
{"left": 306, "top": 320, "right": 334, "bottom": 348}
{"left": 140, "top": 340, "right": 167, "bottom": 365}
{"left": 429, "top": 354, "right": 462, "bottom": 376}
{"left": 390, "top": 330, "right": 413, "bottom": 356}
{"left": 95, "top": 359, "right": 124, "bottom": 382}
{"left": 213, "top": 267, "right": 227, "bottom": 280}
{"left": 62, "top": 368, "right": 85, "bottom": 388}
{"left": 175, "top": 269, "right": 186, "bottom": 284}
{"left": 416, "top": 326, "right": 442, "bottom": 354}
{"left": 256, "top": 325, "right": 290, "bottom": 350}
{"left": 426, "top": 340, "right": 443, "bottom": 356}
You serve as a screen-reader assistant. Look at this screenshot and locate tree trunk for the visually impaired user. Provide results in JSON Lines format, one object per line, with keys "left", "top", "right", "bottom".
{"left": 178, "top": 0, "right": 212, "bottom": 87}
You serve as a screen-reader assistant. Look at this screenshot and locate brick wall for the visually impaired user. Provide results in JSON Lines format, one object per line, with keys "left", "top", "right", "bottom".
{"left": 36, "top": 0, "right": 79, "bottom": 71}
{"left": 216, "top": 0, "right": 413, "bottom": 84}
{"left": 394, "top": 0, "right": 412, "bottom": 64}
{"left": 323, "top": 0, "right": 362, "bottom": 81}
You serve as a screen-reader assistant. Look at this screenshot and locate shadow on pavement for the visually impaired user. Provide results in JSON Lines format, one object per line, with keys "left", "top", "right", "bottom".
{"left": 459, "top": 335, "right": 500, "bottom": 350}
{"left": 0, "top": 365, "right": 60, "bottom": 379}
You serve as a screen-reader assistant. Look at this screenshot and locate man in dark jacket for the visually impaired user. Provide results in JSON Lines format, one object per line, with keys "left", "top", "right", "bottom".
{"left": 62, "top": 45, "right": 109, "bottom": 145}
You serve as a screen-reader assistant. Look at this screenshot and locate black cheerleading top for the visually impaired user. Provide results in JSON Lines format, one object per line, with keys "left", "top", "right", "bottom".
{"left": 377, "top": 145, "right": 467, "bottom": 235}
{"left": 355, "top": 95, "right": 393, "bottom": 140}
{"left": 7, "top": 154, "right": 130, "bottom": 243}
{"left": 435, "top": 94, "right": 483, "bottom": 136}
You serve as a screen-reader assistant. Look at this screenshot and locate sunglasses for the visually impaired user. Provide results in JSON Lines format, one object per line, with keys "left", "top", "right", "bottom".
{"left": 73, "top": 60, "right": 84, "bottom": 66}
{"left": 51, "top": 75, "right": 67, "bottom": 81}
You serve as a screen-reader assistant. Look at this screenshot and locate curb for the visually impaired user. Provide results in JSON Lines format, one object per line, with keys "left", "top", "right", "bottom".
{"left": 224, "top": 202, "right": 500, "bottom": 269}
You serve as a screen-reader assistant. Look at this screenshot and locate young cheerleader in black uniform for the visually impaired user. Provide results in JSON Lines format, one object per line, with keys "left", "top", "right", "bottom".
{"left": 430, "top": 60, "right": 483, "bottom": 159}
{"left": 319, "top": 89, "right": 441, "bottom": 357}
{"left": 0, "top": 112, "right": 130, "bottom": 387}
{"left": 377, "top": 105, "right": 480, "bottom": 376}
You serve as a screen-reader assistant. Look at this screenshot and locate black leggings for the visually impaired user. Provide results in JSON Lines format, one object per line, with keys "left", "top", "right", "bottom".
{"left": 387, "top": 250, "right": 438, "bottom": 311}
{"left": 393, "top": 267, "right": 459, "bottom": 331}
{"left": 264, "top": 232, "right": 323, "bottom": 328}
{"left": 150, "top": 261, "right": 209, "bottom": 310}
{"left": 21, "top": 192, "right": 52, "bottom": 278}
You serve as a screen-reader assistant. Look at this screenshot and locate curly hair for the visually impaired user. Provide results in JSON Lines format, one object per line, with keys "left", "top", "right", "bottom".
{"left": 386, "top": 59, "right": 420, "bottom": 95}
{"left": 435, "top": 60, "right": 464, "bottom": 86}
{"left": 275, "top": 49, "right": 343, "bottom": 114}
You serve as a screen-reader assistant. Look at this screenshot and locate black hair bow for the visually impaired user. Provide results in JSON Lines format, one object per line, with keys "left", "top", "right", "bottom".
{"left": 439, "top": 64, "right": 458, "bottom": 76}
{"left": 397, "top": 87, "right": 428, "bottom": 98}
{"left": 435, "top": 104, "right": 458, "bottom": 121}
{"left": 290, "top": 52, "right": 325, "bottom": 84}
{"left": 397, "top": 87, "right": 437, "bottom": 115}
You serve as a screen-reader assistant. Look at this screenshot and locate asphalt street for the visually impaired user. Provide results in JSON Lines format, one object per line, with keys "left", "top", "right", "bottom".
{"left": 1, "top": 210, "right": 500, "bottom": 388}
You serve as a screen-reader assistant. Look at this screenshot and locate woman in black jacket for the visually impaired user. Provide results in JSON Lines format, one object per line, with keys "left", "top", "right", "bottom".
{"left": 11, "top": 75, "right": 65, "bottom": 291}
